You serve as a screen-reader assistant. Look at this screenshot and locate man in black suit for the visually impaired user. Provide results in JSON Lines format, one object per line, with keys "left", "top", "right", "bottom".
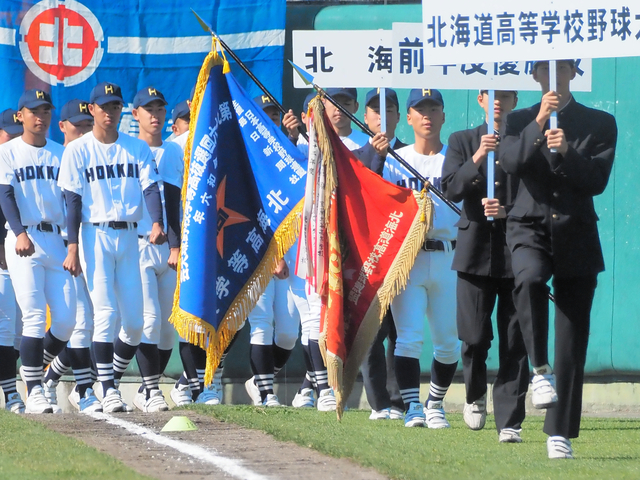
{"left": 352, "top": 88, "right": 406, "bottom": 420}
{"left": 442, "top": 90, "right": 529, "bottom": 443}
{"left": 499, "top": 60, "right": 617, "bottom": 459}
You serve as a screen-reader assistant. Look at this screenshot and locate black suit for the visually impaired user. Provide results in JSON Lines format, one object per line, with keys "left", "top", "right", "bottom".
{"left": 353, "top": 138, "right": 407, "bottom": 176}
{"left": 500, "top": 97, "right": 617, "bottom": 438}
{"left": 442, "top": 123, "right": 528, "bottom": 432}
{"left": 353, "top": 137, "right": 406, "bottom": 413}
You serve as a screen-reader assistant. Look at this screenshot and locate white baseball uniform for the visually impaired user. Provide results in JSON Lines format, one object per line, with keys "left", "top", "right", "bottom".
{"left": 129, "top": 141, "right": 183, "bottom": 350}
{"left": 0, "top": 270, "right": 16, "bottom": 347}
{"left": 0, "top": 137, "right": 76, "bottom": 341}
{"left": 383, "top": 145, "right": 461, "bottom": 363}
{"left": 58, "top": 131, "right": 159, "bottom": 345}
{"left": 171, "top": 131, "right": 188, "bottom": 151}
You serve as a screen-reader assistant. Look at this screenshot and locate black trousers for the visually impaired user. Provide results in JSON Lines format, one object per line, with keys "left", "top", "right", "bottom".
{"left": 511, "top": 242, "right": 597, "bottom": 438}
{"left": 360, "top": 310, "right": 404, "bottom": 412}
{"left": 457, "top": 272, "right": 529, "bottom": 431}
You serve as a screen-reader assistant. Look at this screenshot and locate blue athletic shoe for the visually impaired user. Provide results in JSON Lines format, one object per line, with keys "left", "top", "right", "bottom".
{"left": 404, "top": 402, "right": 426, "bottom": 427}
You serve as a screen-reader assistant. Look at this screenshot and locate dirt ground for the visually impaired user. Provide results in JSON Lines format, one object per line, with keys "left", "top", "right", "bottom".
{"left": 33, "top": 411, "right": 390, "bottom": 480}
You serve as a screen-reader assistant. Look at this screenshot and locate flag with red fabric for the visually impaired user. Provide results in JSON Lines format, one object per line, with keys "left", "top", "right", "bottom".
{"left": 297, "top": 96, "right": 433, "bottom": 418}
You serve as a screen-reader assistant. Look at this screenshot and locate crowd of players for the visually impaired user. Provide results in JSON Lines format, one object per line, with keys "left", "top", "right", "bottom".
{"left": 0, "top": 58, "right": 616, "bottom": 460}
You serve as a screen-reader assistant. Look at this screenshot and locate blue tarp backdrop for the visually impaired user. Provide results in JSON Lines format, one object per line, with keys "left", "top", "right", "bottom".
{"left": 0, "top": 0, "right": 285, "bottom": 143}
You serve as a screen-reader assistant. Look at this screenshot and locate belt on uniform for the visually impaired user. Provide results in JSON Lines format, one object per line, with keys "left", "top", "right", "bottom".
{"left": 92, "top": 221, "right": 137, "bottom": 230}
{"left": 25, "top": 222, "right": 61, "bottom": 234}
{"left": 138, "top": 234, "right": 150, "bottom": 240}
{"left": 422, "top": 239, "right": 456, "bottom": 252}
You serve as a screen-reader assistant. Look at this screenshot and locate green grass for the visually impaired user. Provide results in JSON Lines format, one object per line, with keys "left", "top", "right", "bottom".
{"left": 0, "top": 410, "right": 152, "bottom": 480}
{"left": 187, "top": 404, "right": 640, "bottom": 480}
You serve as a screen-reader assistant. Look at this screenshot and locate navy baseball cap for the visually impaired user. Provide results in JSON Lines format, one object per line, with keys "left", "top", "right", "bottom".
{"left": 133, "top": 87, "right": 168, "bottom": 108}
{"left": 406, "top": 88, "right": 445, "bottom": 111}
{"left": 60, "top": 99, "right": 93, "bottom": 123}
{"left": 0, "top": 109, "right": 23, "bottom": 135}
{"left": 302, "top": 91, "right": 316, "bottom": 113}
{"left": 365, "top": 88, "right": 399, "bottom": 108}
{"left": 18, "top": 89, "right": 54, "bottom": 110}
{"left": 172, "top": 100, "right": 190, "bottom": 123}
{"left": 254, "top": 94, "right": 277, "bottom": 110}
{"left": 325, "top": 88, "right": 357, "bottom": 102}
{"left": 90, "top": 82, "right": 124, "bottom": 105}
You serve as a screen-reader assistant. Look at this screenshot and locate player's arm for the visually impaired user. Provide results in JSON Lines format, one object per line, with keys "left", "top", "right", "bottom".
{"left": 63, "top": 190, "right": 82, "bottom": 277}
{"left": 144, "top": 182, "right": 167, "bottom": 245}
{"left": 0, "top": 206, "right": 8, "bottom": 269}
{"left": 0, "top": 184, "right": 34, "bottom": 257}
{"left": 163, "top": 181, "right": 181, "bottom": 270}
{"left": 282, "top": 110, "right": 301, "bottom": 145}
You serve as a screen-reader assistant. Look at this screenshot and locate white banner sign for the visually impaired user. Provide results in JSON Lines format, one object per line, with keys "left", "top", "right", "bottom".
{"left": 292, "top": 27, "right": 592, "bottom": 91}
{"left": 392, "top": 23, "right": 591, "bottom": 90}
{"left": 422, "top": 0, "right": 640, "bottom": 64}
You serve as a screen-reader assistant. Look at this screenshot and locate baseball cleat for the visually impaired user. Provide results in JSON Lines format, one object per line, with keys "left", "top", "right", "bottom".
{"left": 531, "top": 365, "right": 558, "bottom": 409}
{"left": 369, "top": 408, "right": 391, "bottom": 420}
{"left": 424, "top": 400, "right": 450, "bottom": 429}
{"left": 5, "top": 392, "right": 25, "bottom": 414}
{"left": 42, "top": 379, "right": 62, "bottom": 414}
{"left": 389, "top": 407, "right": 404, "bottom": 420}
{"left": 499, "top": 428, "right": 523, "bottom": 443}
{"left": 244, "top": 377, "right": 262, "bottom": 406}
{"left": 291, "top": 388, "right": 315, "bottom": 408}
{"left": 196, "top": 384, "right": 221, "bottom": 405}
{"left": 463, "top": 394, "right": 487, "bottom": 430}
{"left": 316, "top": 388, "right": 337, "bottom": 412}
{"left": 25, "top": 385, "right": 54, "bottom": 414}
{"left": 262, "top": 393, "right": 282, "bottom": 407}
{"left": 404, "top": 402, "right": 426, "bottom": 427}
{"left": 102, "top": 388, "right": 125, "bottom": 413}
{"left": 79, "top": 388, "right": 103, "bottom": 413}
{"left": 134, "top": 389, "right": 169, "bottom": 413}
{"left": 170, "top": 383, "right": 193, "bottom": 407}
{"left": 547, "top": 436, "right": 573, "bottom": 459}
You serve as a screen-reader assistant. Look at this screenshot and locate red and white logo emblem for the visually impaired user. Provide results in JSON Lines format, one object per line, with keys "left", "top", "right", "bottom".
{"left": 19, "top": 0, "right": 104, "bottom": 86}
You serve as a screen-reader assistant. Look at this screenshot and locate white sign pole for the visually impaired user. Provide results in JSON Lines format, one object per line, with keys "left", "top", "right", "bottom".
{"left": 487, "top": 89, "right": 495, "bottom": 221}
{"left": 379, "top": 87, "right": 387, "bottom": 137}
{"left": 549, "top": 60, "right": 558, "bottom": 153}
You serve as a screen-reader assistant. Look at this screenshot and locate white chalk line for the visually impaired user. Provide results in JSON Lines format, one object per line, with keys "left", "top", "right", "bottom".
{"left": 87, "top": 411, "right": 270, "bottom": 480}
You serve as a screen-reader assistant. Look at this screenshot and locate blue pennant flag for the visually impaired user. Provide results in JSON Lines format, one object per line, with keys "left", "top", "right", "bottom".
{"left": 172, "top": 41, "right": 307, "bottom": 383}
{"left": 0, "top": 0, "right": 284, "bottom": 143}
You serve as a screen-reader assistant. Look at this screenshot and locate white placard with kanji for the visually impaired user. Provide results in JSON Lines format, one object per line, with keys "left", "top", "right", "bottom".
{"left": 421, "top": 0, "right": 640, "bottom": 65}
{"left": 392, "top": 23, "right": 592, "bottom": 91}
{"left": 292, "top": 27, "right": 591, "bottom": 91}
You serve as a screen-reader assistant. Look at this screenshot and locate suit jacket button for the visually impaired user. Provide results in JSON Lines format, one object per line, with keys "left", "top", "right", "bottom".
{"left": 552, "top": 213, "right": 559, "bottom": 220}
{"left": 495, "top": 160, "right": 500, "bottom": 165}
{"left": 494, "top": 181, "right": 500, "bottom": 186}
{"left": 553, "top": 191, "right": 560, "bottom": 198}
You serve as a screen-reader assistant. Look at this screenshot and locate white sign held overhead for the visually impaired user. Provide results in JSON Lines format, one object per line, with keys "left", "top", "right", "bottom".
{"left": 391, "top": 23, "right": 591, "bottom": 91}
{"left": 292, "top": 27, "right": 592, "bottom": 91}
{"left": 421, "top": 0, "right": 640, "bottom": 65}
{"left": 292, "top": 30, "right": 392, "bottom": 88}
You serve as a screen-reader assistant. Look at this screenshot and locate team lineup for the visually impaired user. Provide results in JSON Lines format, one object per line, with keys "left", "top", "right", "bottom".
{"left": 0, "top": 58, "right": 616, "bottom": 461}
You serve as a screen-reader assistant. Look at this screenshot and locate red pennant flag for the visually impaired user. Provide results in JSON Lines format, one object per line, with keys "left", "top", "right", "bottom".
{"left": 297, "top": 97, "right": 433, "bottom": 417}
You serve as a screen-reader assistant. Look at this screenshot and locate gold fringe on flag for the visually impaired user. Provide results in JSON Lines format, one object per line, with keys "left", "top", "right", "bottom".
{"left": 169, "top": 36, "right": 303, "bottom": 386}
{"left": 309, "top": 95, "right": 434, "bottom": 416}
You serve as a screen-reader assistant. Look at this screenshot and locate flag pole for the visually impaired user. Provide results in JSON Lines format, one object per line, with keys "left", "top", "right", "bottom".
{"left": 191, "top": 9, "right": 309, "bottom": 142}
{"left": 487, "top": 89, "right": 495, "bottom": 221}
{"left": 289, "top": 61, "right": 461, "bottom": 216}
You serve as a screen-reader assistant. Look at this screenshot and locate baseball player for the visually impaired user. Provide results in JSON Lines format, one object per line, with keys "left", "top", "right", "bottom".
{"left": 379, "top": 89, "right": 461, "bottom": 428}
{"left": 323, "top": 88, "right": 369, "bottom": 151}
{"left": 58, "top": 81, "right": 166, "bottom": 413}
{"left": 0, "top": 89, "right": 77, "bottom": 414}
{"left": 442, "top": 90, "right": 529, "bottom": 442}
{"left": 42, "top": 98, "right": 98, "bottom": 413}
{"left": 244, "top": 95, "right": 308, "bottom": 407}
{"left": 0, "top": 108, "right": 24, "bottom": 413}
{"left": 170, "top": 100, "right": 190, "bottom": 151}
{"left": 499, "top": 60, "right": 617, "bottom": 459}
{"left": 130, "top": 86, "right": 183, "bottom": 412}
{"left": 352, "top": 88, "right": 406, "bottom": 420}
